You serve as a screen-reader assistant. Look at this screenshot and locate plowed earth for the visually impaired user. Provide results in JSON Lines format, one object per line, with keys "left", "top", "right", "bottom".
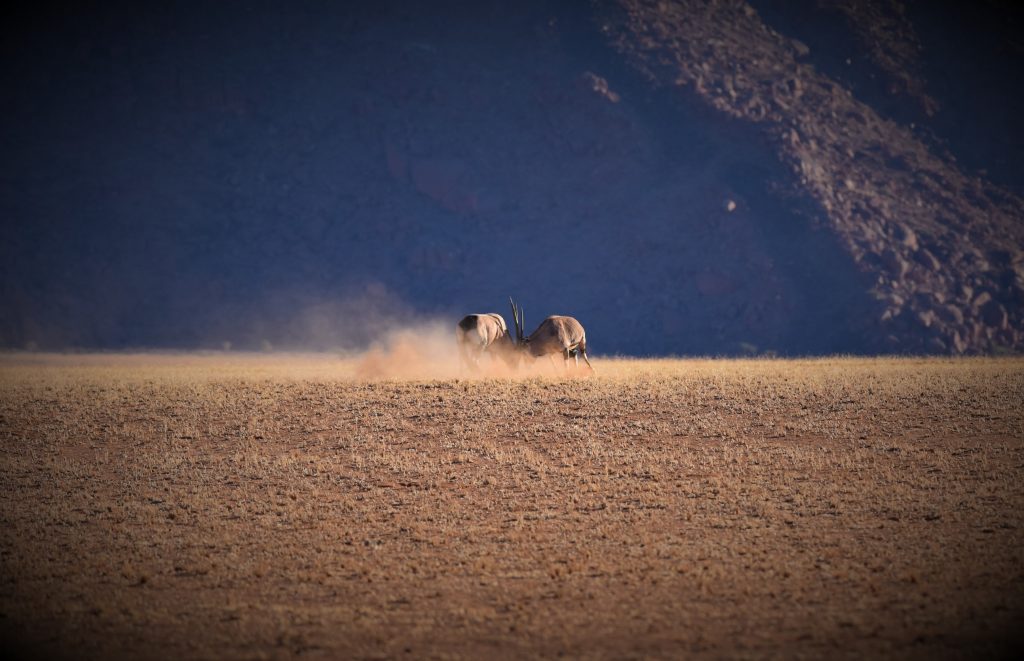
{"left": 1, "top": 355, "right": 1022, "bottom": 658}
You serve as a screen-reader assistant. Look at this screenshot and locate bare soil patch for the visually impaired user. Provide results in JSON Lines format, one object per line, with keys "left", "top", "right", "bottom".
{"left": 1, "top": 354, "right": 1022, "bottom": 658}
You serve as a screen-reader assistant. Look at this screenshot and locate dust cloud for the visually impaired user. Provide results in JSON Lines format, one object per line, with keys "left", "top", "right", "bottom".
{"left": 350, "top": 319, "right": 598, "bottom": 382}
{"left": 353, "top": 321, "right": 461, "bottom": 380}
{"left": 351, "top": 320, "right": 574, "bottom": 380}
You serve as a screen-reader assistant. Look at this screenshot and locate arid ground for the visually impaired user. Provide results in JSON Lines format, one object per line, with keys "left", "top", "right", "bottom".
{"left": 1, "top": 353, "right": 1022, "bottom": 659}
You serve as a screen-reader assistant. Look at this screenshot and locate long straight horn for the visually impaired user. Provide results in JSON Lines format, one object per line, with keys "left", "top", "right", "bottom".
{"left": 509, "top": 297, "right": 521, "bottom": 342}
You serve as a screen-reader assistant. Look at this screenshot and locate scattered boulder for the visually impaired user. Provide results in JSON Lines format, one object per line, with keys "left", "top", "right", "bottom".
{"left": 949, "top": 329, "right": 968, "bottom": 354}
{"left": 916, "top": 309, "right": 936, "bottom": 328}
{"left": 880, "top": 249, "right": 910, "bottom": 277}
{"left": 979, "top": 299, "right": 1009, "bottom": 330}
{"left": 938, "top": 304, "right": 964, "bottom": 326}
{"left": 580, "top": 72, "right": 621, "bottom": 103}
{"left": 894, "top": 224, "right": 918, "bottom": 252}
{"left": 913, "top": 248, "right": 941, "bottom": 271}
{"left": 972, "top": 291, "right": 993, "bottom": 309}
{"left": 791, "top": 38, "right": 810, "bottom": 58}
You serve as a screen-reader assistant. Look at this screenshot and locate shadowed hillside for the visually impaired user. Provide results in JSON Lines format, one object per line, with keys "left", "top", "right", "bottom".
{"left": 1, "top": 1, "right": 1021, "bottom": 354}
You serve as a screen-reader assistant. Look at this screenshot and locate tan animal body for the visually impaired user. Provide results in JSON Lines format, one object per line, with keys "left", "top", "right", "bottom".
{"left": 509, "top": 298, "right": 594, "bottom": 372}
{"left": 455, "top": 313, "right": 516, "bottom": 371}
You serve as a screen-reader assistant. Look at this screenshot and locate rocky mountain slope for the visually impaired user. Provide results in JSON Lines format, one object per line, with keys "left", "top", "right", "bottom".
{"left": 603, "top": 0, "right": 1024, "bottom": 354}
{"left": 1, "top": 1, "right": 1020, "bottom": 354}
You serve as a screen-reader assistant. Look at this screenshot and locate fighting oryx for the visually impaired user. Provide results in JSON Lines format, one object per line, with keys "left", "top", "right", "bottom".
{"left": 509, "top": 297, "right": 594, "bottom": 372}
{"left": 455, "top": 312, "right": 518, "bottom": 372}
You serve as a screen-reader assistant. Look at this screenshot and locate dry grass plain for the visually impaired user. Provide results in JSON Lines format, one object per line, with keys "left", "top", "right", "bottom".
{"left": 1, "top": 352, "right": 1022, "bottom": 659}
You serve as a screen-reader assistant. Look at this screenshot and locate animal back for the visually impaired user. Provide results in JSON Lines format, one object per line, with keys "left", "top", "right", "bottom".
{"left": 528, "top": 316, "right": 585, "bottom": 355}
{"left": 457, "top": 313, "right": 508, "bottom": 349}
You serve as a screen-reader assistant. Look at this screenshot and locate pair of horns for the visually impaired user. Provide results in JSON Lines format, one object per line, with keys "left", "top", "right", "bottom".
{"left": 509, "top": 297, "right": 524, "bottom": 343}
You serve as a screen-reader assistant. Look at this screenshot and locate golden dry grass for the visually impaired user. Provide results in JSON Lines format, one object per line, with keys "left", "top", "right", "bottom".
{"left": 1, "top": 353, "right": 1022, "bottom": 659}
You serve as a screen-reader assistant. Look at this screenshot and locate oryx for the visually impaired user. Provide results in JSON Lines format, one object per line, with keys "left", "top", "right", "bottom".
{"left": 455, "top": 312, "right": 518, "bottom": 372}
{"left": 509, "top": 297, "right": 594, "bottom": 372}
